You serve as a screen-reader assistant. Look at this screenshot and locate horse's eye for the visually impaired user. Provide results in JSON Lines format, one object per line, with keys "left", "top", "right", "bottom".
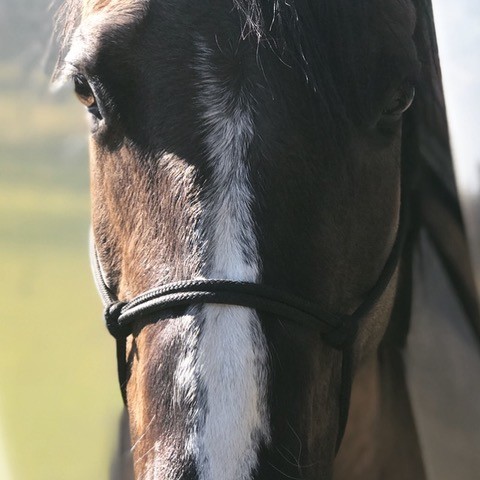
{"left": 382, "top": 82, "right": 415, "bottom": 118}
{"left": 73, "top": 74, "right": 102, "bottom": 120}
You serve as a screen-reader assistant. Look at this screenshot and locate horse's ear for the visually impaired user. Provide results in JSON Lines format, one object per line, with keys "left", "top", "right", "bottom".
{"left": 401, "top": 0, "right": 480, "bottom": 340}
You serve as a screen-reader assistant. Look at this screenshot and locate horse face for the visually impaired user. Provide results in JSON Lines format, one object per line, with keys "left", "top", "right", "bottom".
{"left": 60, "top": 0, "right": 418, "bottom": 478}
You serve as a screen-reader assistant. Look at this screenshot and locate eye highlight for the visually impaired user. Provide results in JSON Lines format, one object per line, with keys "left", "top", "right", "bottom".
{"left": 73, "top": 74, "right": 102, "bottom": 120}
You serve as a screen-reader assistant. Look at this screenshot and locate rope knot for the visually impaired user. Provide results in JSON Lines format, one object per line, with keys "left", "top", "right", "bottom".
{"left": 104, "top": 302, "right": 128, "bottom": 339}
{"left": 324, "top": 319, "right": 358, "bottom": 350}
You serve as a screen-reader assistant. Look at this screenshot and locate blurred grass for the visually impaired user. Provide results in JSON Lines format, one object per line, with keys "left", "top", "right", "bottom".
{"left": 0, "top": 62, "right": 121, "bottom": 480}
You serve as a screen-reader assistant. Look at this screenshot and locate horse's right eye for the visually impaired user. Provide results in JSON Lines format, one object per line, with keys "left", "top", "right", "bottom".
{"left": 381, "top": 82, "right": 416, "bottom": 120}
{"left": 73, "top": 74, "right": 102, "bottom": 120}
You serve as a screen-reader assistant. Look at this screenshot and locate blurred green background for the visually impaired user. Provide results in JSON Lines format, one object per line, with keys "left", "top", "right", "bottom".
{"left": 1, "top": 1, "right": 121, "bottom": 478}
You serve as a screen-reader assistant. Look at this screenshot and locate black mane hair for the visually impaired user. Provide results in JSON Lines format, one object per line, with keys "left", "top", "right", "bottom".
{"left": 233, "top": 0, "right": 372, "bottom": 116}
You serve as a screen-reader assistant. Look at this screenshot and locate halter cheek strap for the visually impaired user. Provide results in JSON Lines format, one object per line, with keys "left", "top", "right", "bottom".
{"left": 89, "top": 192, "right": 408, "bottom": 452}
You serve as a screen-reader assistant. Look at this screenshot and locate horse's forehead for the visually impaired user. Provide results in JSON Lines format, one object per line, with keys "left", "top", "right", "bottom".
{"left": 76, "top": 0, "right": 148, "bottom": 42}
{"left": 63, "top": 0, "right": 148, "bottom": 71}
{"left": 80, "top": 0, "right": 147, "bottom": 17}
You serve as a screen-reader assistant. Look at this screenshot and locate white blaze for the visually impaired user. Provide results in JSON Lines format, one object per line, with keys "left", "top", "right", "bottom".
{"left": 186, "top": 38, "right": 270, "bottom": 480}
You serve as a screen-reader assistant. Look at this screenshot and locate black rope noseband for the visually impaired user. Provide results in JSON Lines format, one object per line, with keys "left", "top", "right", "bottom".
{"left": 90, "top": 192, "right": 408, "bottom": 451}
{"left": 103, "top": 279, "right": 361, "bottom": 346}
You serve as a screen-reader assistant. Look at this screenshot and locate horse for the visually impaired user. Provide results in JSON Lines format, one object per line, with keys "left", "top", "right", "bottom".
{"left": 54, "top": 0, "right": 480, "bottom": 479}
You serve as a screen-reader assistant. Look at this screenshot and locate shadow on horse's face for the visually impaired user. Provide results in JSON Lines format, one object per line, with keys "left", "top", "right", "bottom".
{"left": 59, "top": 0, "right": 419, "bottom": 478}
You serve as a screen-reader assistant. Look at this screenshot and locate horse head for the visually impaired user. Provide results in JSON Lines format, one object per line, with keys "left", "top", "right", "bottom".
{"left": 56, "top": 0, "right": 433, "bottom": 478}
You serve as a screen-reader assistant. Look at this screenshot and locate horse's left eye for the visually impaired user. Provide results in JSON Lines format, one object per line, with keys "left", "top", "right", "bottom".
{"left": 382, "top": 82, "right": 416, "bottom": 118}
{"left": 73, "top": 74, "right": 102, "bottom": 120}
